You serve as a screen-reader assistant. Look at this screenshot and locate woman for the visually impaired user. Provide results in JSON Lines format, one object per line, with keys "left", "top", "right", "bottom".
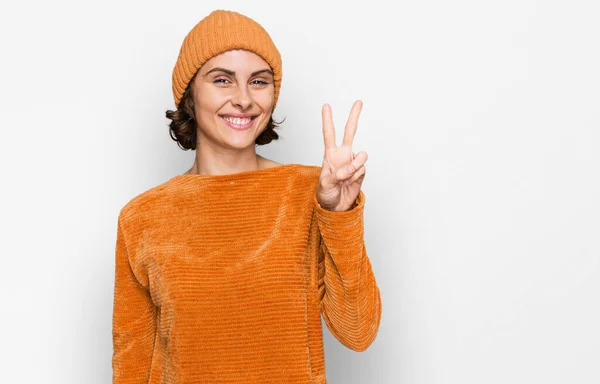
{"left": 112, "top": 9, "right": 382, "bottom": 384}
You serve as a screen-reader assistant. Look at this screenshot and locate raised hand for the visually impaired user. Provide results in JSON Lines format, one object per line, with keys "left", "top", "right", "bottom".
{"left": 316, "top": 100, "right": 368, "bottom": 212}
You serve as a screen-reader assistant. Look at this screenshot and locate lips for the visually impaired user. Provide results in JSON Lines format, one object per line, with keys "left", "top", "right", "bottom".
{"left": 219, "top": 115, "right": 256, "bottom": 130}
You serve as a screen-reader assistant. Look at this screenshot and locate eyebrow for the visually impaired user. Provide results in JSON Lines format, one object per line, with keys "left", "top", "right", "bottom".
{"left": 204, "top": 67, "right": 274, "bottom": 77}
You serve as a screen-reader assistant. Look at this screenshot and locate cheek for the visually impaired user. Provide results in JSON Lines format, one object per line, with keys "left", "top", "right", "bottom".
{"left": 196, "top": 97, "right": 222, "bottom": 118}
{"left": 194, "top": 85, "right": 225, "bottom": 112}
{"left": 254, "top": 91, "right": 275, "bottom": 110}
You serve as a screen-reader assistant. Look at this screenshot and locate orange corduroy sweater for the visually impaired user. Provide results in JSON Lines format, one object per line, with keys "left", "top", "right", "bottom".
{"left": 112, "top": 163, "right": 382, "bottom": 384}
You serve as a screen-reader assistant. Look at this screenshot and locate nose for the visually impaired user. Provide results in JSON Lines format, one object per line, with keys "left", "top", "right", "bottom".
{"left": 232, "top": 84, "right": 253, "bottom": 110}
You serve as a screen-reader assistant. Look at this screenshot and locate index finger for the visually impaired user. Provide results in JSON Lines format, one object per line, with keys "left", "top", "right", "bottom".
{"left": 342, "top": 100, "right": 363, "bottom": 148}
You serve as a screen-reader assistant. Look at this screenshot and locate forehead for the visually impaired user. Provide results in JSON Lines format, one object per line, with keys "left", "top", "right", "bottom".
{"left": 202, "top": 49, "right": 270, "bottom": 73}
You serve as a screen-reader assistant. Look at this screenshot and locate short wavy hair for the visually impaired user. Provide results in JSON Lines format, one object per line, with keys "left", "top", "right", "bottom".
{"left": 165, "top": 72, "right": 285, "bottom": 151}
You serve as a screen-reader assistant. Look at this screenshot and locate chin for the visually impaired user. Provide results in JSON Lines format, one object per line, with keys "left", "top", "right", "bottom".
{"left": 221, "top": 133, "right": 258, "bottom": 149}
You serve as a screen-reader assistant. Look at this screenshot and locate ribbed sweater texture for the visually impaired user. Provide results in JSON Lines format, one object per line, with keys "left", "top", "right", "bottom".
{"left": 112, "top": 164, "right": 382, "bottom": 384}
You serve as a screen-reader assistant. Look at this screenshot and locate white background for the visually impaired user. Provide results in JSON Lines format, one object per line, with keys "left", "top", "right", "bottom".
{"left": 1, "top": 0, "right": 599, "bottom": 383}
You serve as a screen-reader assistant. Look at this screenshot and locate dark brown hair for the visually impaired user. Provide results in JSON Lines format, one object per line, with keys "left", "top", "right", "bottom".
{"left": 165, "top": 72, "right": 285, "bottom": 151}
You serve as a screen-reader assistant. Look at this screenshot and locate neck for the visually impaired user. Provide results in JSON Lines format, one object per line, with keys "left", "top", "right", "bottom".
{"left": 184, "top": 148, "right": 265, "bottom": 176}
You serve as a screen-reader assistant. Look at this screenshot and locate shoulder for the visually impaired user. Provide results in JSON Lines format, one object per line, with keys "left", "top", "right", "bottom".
{"left": 117, "top": 178, "right": 175, "bottom": 228}
{"left": 259, "top": 158, "right": 282, "bottom": 169}
{"left": 286, "top": 164, "right": 322, "bottom": 192}
{"left": 259, "top": 156, "right": 322, "bottom": 180}
{"left": 297, "top": 164, "right": 321, "bottom": 179}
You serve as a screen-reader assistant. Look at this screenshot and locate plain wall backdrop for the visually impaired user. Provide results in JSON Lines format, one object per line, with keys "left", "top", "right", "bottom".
{"left": 1, "top": 0, "right": 599, "bottom": 383}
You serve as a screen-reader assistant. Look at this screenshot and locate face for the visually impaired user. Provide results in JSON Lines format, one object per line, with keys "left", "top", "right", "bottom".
{"left": 190, "top": 49, "right": 275, "bottom": 149}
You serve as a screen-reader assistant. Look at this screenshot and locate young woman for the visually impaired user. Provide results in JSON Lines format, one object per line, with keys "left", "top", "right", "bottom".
{"left": 112, "top": 9, "right": 382, "bottom": 384}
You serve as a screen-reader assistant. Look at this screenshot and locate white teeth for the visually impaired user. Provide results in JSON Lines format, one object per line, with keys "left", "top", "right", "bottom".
{"left": 223, "top": 116, "right": 252, "bottom": 125}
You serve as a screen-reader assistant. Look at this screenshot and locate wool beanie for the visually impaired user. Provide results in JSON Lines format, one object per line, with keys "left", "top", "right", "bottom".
{"left": 171, "top": 9, "right": 283, "bottom": 110}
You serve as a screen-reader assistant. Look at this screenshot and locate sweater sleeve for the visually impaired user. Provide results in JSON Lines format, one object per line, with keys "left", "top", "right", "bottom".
{"left": 314, "top": 189, "right": 382, "bottom": 352}
{"left": 112, "top": 217, "right": 157, "bottom": 383}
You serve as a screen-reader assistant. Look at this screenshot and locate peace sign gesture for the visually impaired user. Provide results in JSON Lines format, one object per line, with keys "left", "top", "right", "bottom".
{"left": 316, "top": 100, "right": 368, "bottom": 212}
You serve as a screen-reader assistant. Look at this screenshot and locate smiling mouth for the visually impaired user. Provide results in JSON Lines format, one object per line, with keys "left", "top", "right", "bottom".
{"left": 219, "top": 115, "right": 257, "bottom": 130}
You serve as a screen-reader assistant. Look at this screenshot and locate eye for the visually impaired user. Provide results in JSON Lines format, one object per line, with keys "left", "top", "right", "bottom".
{"left": 252, "top": 79, "right": 269, "bottom": 85}
{"left": 213, "top": 78, "right": 230, "bottom": 84}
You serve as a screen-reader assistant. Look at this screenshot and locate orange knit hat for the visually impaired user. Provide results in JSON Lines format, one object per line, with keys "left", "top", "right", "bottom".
{"left": 171, "top": 9, "right": 283, "bottom": 110}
